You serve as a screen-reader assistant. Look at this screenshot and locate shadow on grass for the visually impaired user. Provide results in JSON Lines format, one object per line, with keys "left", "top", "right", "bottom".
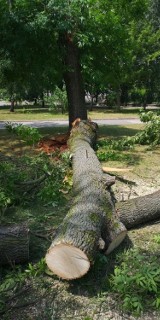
{"left": 39, "top": 125, "right": 142, "bottom": 138}
{"left": 0, "top": 104, "right": 49, "bottom": 110}
{"left": 0, "top": 131, "right": 37, "bottom": 157}
{"left": 98, "top": 125, "right": 141, "bottom": 137}
{"left": 90, "top": 107, "right": 140, "bottom": 114}
{"left": 37, "top": 125, "right": 142, "bottom": 139}
{"left": 0, "top": 127, "right": 68, "bottom": 156}
{"left": 39, "top": 126, "right": 68, "bottom": 136}
{"left": 89, "top": 106, "right": 160, "bottom": 114}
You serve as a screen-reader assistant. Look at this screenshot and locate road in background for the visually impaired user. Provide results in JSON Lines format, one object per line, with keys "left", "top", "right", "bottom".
{"left": 0, "top": 118, "right": 141, "bottom": 129}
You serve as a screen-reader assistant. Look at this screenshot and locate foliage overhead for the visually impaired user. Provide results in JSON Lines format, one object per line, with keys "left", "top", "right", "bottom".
{"left": 0, "top": 0, "right": 159, "bottom": 108}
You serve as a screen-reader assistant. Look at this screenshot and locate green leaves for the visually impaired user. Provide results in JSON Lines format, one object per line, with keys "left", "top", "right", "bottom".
{"left": 136, "top": 111, "right": 160, "bottom": 146}
{"left": 47, "top": 0, "right": 90, "bottom": 32}
{"left": 110, "top": 248, "right": 160, "bottom": 315}
{"left": 5, "top": 122, "right": 42, "bottom": 145}
{"left": 0, "top": 152, "right": 68, "bottom": 217}
{"left": 97, "top": 111, "right": 160, "bottom": 157}
{"left": 48, "top": 86, "right": 68, "bottom": 113}
{"left": 25, "top": 258, "right": 46, "bottom": 277}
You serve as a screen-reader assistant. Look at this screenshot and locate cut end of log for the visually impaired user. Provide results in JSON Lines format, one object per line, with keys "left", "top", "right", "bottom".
{"left": 105, "top": 230, "right": 127, "bottom": 255}
{"left": 102, "top": 167, "right": 133, "bottom": 173}
{"left": 45, "top": 244, "right": 90, "bottom": 280}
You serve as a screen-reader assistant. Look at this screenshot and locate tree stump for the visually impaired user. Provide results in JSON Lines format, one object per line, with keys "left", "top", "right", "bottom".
{"left": 46, "top": 120, "right": 127, "bottom": 279}
{"left": 0, "top": 224, "right": 29, "bottom": 265}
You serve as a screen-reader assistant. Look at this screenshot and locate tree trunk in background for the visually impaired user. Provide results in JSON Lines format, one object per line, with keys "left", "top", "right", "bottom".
{"left": 61, "top": 34, "right": 87, "bottom": 127}
{"left": 45, "top": 120, "right": 127, "bottom": 280}
{"left": 116, "top": 87, "right": 121, "bottom": 111}
{"left": 41, "top": 92, "right": 45, "bottom": 108}
{"left": 116, "top": 189, "right": 160, "bottom": 229}
{"left": 0, "top": 224, "right": 29, "bottom": 265}
{"left": 10, "top": 98, "right": 15, "bottom": 112}
{"left": 120, "top": 84, "right": 129, "bottom": 106}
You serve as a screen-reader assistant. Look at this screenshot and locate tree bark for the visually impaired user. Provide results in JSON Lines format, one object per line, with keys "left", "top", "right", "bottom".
{"left": 0, "top": 224, "right": 29, "bottom": 265}
{"left": 116, "top": 87, "right": 121, "bottom": 111}
{"left": 45, "top": 120, "right": 127, "bottom": 280}
{"left": 61, "top": 34, "right": 87, "bottom": 127}
{"left": 41, "top": 92, "right": 45, "bottom": 108}
{"left": 10, "top": 98, "right": 15, "bottom": 112}
{"left": 116, "top": 189, "right": 160, "bottom": 229}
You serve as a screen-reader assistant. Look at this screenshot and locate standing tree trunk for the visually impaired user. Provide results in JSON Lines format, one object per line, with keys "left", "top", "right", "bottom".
{"left": 116, "top": 87, "right": 121, "bottom": 111}
{"left": 45, "top": 120, "right": 127, "bottom": 280}
{"left": 61, "top": 33, "right": 87, "bottom": 127}
{"left": 10, "top": 98, "right": 15, "bottom": 112}
{"left": 41, "top": 92, "right": 45, "bottom": 108}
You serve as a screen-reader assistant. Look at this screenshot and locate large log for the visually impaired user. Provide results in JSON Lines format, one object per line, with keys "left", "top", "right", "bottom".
{"left": 46, "top": 121, "right": 127, "bottom": 280}
{"left": 116, "top": 189, "right": 160, "bottom": 229}
{"left": 0, "top": 224, "right": 29, "bottom": 265}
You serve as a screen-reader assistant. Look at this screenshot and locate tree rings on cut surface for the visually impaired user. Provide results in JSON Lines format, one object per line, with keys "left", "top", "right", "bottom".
{"left": 45, "top": 244, "right": 90, "bottom": 280}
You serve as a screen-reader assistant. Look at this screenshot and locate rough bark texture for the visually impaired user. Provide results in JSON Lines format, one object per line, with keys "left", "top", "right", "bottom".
{"left": 45, "top": 121, "right": 127, "bottom": 279}
{"left": 10, "top": 99, "right": 15, "bottom": 112}
{"left": 116, "top": 189, "right": 160, "bottom": 229}
{"left": 0, "top": 224, "right": 29, "bottom": 265}
{"left": 62, "top": 34, "right": 87, "bottom": 127}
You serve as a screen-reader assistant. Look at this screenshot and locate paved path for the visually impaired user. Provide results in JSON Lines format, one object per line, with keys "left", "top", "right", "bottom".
{"left": 0, "top": 118, "right": 141, "bottom": 129}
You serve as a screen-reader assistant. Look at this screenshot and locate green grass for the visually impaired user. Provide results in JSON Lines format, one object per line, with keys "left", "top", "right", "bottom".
{"left": 0, "top": 105, "right": 141, "bottom": 121}
{"left": 98, "top": 124, "right": 143, "bottom": 137}
{"left": 0, "top": 122, "right": 160, "bottom": 319}
{"left": 39, "top": 123, "right": 143, "bottom": 138}
{"left": 0, "top": 109, "right": 68, "bottom": 121}
{"left": 0, "top": 124, "right": 143, "bottom": 158}
{"left": 1, "top": 102, "right": 159, "bottom": 122}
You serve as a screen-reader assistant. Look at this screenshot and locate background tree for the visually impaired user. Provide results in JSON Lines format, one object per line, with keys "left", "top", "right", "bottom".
{"left": 127, "top": 0, "right": 160, "bottom": 106}
{"left": 0, "top": 0, "right": 62, "bottom": 108}
{"left": 0, "top": 0, "right": 159, "bottom": 123}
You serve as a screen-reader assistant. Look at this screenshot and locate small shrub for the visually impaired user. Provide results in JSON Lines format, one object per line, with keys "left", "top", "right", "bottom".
{"left": 97, "top": 111, "right": 160, "bottom": 159}
{"left": 5, "top": 122, "right": 41, "bottom": 145}
{"left": 110, "top": 248, "right": 160, "bottom": 315}
{"left": 153, "top": 234, "right": 160, "bottom": 244}
{"left": 48, "top": 86, "right": 68, "bottom": 113}
{"left": 134, "top": 111, "right": 160, "bottom": 146}
{"left": 97, "top": 150, "right": 129, "bottom": 162}
{"left": 0, "top": 259, "right": 46, "bottom": 313}
{"left": 0, "top": 189, "right": 11, "bottom": 211}
{"left": 25, "top": 258, "right": 46, "bottom": 277}
{"left": 0, "top": 267, "right": 26, "bottom": 313}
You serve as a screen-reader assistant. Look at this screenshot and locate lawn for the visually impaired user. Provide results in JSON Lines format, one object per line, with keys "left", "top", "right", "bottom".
{"left": 0, "top": 104, "right": 141, "bottom": 121}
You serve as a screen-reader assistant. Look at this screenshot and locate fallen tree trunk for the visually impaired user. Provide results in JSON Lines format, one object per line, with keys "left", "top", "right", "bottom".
{"left": 116, "top": 189, "right": 160, "bottom": 229}
{"left": 0, "top": 224, "right": 29, "bottom": 265}
{"left": 46, "top": 121, "right": 127, "bottom": 280}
